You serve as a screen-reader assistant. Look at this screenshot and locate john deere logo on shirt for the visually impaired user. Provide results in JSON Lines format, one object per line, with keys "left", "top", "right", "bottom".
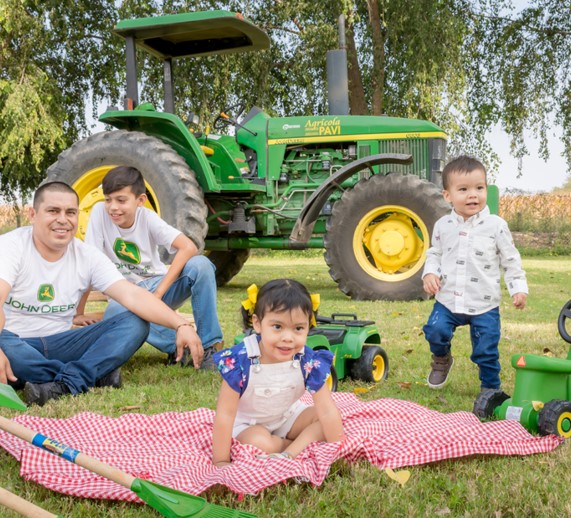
{"left": 37, "top": 284, "right": 55, "bottom": 302}
{"left": 113, "top": 238, "right": 141, "bottom": 265}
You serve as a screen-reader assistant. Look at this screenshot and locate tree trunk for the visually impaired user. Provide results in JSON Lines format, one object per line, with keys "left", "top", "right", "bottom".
{"left": 346, "top": 20, "right": 369, "bottom": 115}
{"left": 367, "top": 0, "right": 385, "bottom": 115}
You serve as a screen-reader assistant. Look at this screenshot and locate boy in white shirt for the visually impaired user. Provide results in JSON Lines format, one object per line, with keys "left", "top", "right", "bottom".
{"left": 80, "top": 166, "right": 222, "bottom": 369}
{"left": 422, "top": 156, "right": 528, "bottom": 394}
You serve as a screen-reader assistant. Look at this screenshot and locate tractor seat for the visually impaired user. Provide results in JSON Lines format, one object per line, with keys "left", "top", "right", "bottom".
{"left": 309, "top": 327, "right": 346, "bottom": 345}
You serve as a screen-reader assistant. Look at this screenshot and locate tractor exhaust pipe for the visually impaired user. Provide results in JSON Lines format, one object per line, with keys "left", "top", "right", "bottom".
{"left": 326, "top": 15, "right": 350, "bottom": 116}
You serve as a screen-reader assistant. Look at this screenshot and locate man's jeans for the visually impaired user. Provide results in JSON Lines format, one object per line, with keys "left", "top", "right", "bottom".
{"left": 103, "top": 255, "right": 222, "bottom": 353}
{"left": 423, "top": 301, "right": 502, "bottom": 389}
{"left": 0, "top": 311, "right": 148, "bottom": 394}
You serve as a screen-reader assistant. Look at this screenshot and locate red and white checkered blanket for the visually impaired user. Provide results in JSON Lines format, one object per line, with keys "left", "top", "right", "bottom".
{"left": 0, "top": 393, "right": 563, "bottom": 500}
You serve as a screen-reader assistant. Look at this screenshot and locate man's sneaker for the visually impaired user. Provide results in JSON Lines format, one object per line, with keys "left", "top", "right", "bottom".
{"left": 166, "top": 348, "right": 190, "bottom": 367}
{"left": 427, "top": 353, "right": 454, "bottom": 389}
{"left": 24, "top": 381, "right": 71, "bottom": 406}
{"left": 95, "top": 368, "right": 122, "bottom": 389}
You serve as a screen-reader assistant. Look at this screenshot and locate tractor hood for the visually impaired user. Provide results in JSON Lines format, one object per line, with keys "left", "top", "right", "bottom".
{"left": 113, "top": 10, "right": 270, "bottom": 59}
{"left": 265, "top": 115, "right": 446, "bottom": 145}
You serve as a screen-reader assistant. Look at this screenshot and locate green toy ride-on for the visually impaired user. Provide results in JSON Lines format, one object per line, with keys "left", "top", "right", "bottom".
{"left": 473, "top": 299, "right": 571, "bottom": 438}
{"left": 45, "top": 10, "right": 462, "bottom": 301}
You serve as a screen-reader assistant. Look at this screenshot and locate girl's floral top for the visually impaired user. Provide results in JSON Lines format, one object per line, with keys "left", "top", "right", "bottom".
{"left": 213, "top": 335, "right": 333, "bottom": 396}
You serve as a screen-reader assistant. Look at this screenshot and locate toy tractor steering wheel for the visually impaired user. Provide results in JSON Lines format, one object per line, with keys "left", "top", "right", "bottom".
{"left": 213, "top": 103, "right": 246, "bottom": 130}
{"left": 557, "top": 299, "right": 571, "bottom": 343}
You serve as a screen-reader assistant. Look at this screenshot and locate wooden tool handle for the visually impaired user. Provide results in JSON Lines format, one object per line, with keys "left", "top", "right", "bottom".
{"left": 0, "top": 486, "right": 59, "bottom": 518}
{"left": 0, "top": 415, "right": 135, "bottom": 489}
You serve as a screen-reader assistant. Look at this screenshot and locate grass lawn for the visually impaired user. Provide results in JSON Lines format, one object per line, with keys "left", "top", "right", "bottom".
{"left": 1, "top": 253, "right": 571, "bottom": 517}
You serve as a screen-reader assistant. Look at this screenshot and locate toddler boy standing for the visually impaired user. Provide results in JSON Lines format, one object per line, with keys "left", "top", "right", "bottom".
{"left": 422, "top": 156, "right": 527, "bottom": 393}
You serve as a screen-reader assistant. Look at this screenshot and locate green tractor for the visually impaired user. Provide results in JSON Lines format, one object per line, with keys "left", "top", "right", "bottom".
{"left": 47, "top": 10, "right": 455, "bottom": 301}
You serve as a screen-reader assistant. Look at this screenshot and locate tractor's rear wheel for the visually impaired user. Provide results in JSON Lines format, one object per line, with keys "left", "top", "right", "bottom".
{"left": 324, "top": 173, "right": 450, "bottom": 300}
{"left": 207, "top": 250, "right": 250, "bottom": 286}
{"left": 46, "top": 131, "right": 208, "bottom": 251}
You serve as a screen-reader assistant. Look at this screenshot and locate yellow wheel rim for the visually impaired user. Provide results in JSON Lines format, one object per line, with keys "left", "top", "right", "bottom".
{"left": 71, "top": 165, "right": 160, "bottom": 240}
{"left": 372, "top": 354, "right": 386, "bottom": 382}
{"left": 557, "top": 411, "right": 571, "bottom": 438}
{"left": 353, "top": 205, "right": 430, "bottom": 282}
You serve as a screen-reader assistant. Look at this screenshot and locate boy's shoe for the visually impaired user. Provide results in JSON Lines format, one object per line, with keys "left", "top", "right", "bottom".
{"left": 199, "top": 346, "right": 217, "bottom": 371}
{"left": 427, "top": 353, "right": 454, "bottom": 389}
{"left": 24, "top": 381, "right": 71, "bottom": 406}
{"left": 95, "top": 368, "right": 122, "bottom": 389}
{"left": 166, "top": 348, "right": 190, "bottom": 367}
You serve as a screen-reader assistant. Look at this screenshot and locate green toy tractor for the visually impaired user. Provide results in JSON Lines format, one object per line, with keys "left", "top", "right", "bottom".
{"left": 46, "top": 10, "right": 457, "bottom": 301}
{"left": 473, "top": 299, "right": 571, "bottom": 438}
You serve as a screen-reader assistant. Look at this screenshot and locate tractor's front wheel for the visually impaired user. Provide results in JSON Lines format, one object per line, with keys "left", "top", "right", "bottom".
{"left": 324, "top": 173, "right": 449, "bottom": 300}
{"left": 207, "top": 250, "right": 250, "bottom": 286}
{"left": 472, "top": 389, "right": 510, "bottom": 419}
{"left": 46, "top": 130, "right": 207, "bottom": 250}
{"left": 538, "top": 400, "right": 571, "bottom": 438}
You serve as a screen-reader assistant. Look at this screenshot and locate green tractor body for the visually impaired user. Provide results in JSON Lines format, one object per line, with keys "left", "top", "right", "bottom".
{"left": 46, "top": 10, "right": 497, "bottom": 300}
{"left": 473, "top": 300, "right": 571, "bottom": 438}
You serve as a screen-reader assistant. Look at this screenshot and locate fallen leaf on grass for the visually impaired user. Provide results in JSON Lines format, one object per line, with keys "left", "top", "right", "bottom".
{"left": 120, "top": 406, "right": 142, "bottom": 412}
{"left": 542, "top": 348, "right": 554, "bottom": 357}
{"left": 532, "top": 401, "right": 544, "bottom": 411}
{"left": 385, "top": 467, "right": 411, "bottom": 486}
{"left": 397, "top": 381, "right": 412, "bottom": 390}
{"left": 353, "top": 387, "right": 370, "bottom": 394}
{"left": 437, "top": 396, "right": 448, "bottom": 405}
{"left": 403, "top": 348, "right": 414, "bottom": 355}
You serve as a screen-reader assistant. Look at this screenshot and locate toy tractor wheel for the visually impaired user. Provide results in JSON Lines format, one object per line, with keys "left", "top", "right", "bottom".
{"left": 326, "top": 365, "right": 339, "bottom": 393}
{"left": 348, "top": 345, "right": 389, "bottom": 383}
{"left": 537, "top": 400, "right": 571, "bottom": 438}
{"left": 557, "top": 299, "right": 571, "bottom": 344}
{"left": 324, "top": 173, "right": 450, "bottom": 300}
{"left": 472, "top": 389, "right": 510, "bottom": 419}
{"left": 46, "top": 130, "right": 208, "bottom": 250}
{"left": 207, "top": 250, "right": 250, "bottom": 286}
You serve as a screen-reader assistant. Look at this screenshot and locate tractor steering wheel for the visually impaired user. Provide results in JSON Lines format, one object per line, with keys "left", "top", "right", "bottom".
{"left": 557, "top": 299, "right": 571, "bottom": 343}
{"left": 213, "top": 103, "right": 246, "bottom": 130}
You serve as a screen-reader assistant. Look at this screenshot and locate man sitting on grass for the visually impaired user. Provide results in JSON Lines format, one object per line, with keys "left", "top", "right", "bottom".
{"left": 0, "top": 182, "right": 204, "bottom": 406}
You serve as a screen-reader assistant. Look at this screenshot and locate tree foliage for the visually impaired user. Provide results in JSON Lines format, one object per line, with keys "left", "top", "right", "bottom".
{"left": 1, "top": 0, "right": 569, "bottom": 199}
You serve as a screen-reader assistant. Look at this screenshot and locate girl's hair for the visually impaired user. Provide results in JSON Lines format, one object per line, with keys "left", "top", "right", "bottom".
{"left": 245, "top": 279, "right": 313, "bottom": 328}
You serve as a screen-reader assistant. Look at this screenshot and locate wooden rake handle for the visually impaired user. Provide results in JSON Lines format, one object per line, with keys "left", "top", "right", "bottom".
{"left": 0, "top": 486, "right": 59, "bottom": 518}
{"left": 0, "top": 415, "right": 136, "bottom": 490}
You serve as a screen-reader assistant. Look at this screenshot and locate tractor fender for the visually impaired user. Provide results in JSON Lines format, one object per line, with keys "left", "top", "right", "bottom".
{"left": 289, "top": 153, "right": 413, "bottom": 244}
{"left": 99, "top": 109, "right": 220, "bottom": 192}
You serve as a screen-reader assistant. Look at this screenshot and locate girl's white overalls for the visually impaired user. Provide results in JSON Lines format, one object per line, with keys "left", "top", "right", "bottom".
{"left": 232, "top": 334, "right": 308, "bottom": 438}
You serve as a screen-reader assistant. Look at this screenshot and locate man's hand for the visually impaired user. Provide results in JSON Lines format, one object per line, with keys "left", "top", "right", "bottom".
{"left": 175, "top": 324, "right": 203, "bottom": 368}
{"left": 0, "top": 349, "right": 17, "bottom": 385}
{"left": 423, "top": 273, "right": 441, "bottom": 296}
{"left": 72, "top": 314, "right": 101, "bottom": 326}
{"left": 512, "top": 292, "right": 527, "bottom": 310}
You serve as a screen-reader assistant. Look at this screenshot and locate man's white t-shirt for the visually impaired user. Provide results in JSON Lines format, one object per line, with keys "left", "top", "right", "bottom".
{"left": 85, "top": 203, "right": 181, "bottom": 285}
{"left": 0, "top": 227, "right": 123, "bottom": 338}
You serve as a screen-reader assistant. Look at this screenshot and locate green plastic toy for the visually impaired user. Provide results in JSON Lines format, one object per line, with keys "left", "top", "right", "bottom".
{"left": 473, "top": 299, "right": 571, "bottom": 438}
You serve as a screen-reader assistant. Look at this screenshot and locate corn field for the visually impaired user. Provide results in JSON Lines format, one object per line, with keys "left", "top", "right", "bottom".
{"left": 500, "top": 193, "right": 571, "bottom": 232}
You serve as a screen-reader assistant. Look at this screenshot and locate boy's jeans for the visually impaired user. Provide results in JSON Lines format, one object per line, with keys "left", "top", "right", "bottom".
{"left": 423, "top": 301, "right": 502, "bottom": 389}
{"left": 104, "top": 255, "right": 223, "bottom": 353}
{"left": 0, "top": 311, "right": 148, "bottom": 394}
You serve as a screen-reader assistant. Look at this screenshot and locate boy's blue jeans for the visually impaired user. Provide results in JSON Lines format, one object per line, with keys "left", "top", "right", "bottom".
{"left": 0, "top": 311, "right": 149, "bottom": 394}
{"left": 423, "top": 301, "right": 502, "bottom": 389}
{"left": 103, "top": 255, "right": 223, "bottom": 353}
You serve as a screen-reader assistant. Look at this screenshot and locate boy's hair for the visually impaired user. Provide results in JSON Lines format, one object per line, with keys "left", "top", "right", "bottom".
{"left": 102, "top": 166, "right": 146, "bottom": 196}
{"left": 442, "top": 155, "right": 487, "bottom": 190}
{"left": 33, "top": 182, "right": 79, "bottom": 209}
{"left": 246, "top": 279, "right": 313, "bottom": 328}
